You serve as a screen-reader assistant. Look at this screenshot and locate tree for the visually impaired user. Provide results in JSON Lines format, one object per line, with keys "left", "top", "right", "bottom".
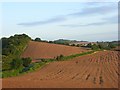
{"left": 76, "top": 44, "right": 80, "bottom": 47}
{"left": 35, "top": 38, "right": 41, "bottom": 42}
{"left": 98, "top": 42, "right": 108, "bottom": 49}
{"left": 71, "top": 44, "right": 76, "bottom": 46}
{"left": 11, "top": 58, "right": 23, "bottom": 69}
{"left": 108, "top": 43, "right": 116, "bottom": 49}
{"left": 49, "top": 41, "right": 53, "bottom": 43}
{"left": 22, "top": 57, "right": 32, "bottom": 67}
{"left": 91, "top": 44, "right": 100, "bottom": 50}
{"left": 87, "top": 43, "right": 92, "bottom": 48}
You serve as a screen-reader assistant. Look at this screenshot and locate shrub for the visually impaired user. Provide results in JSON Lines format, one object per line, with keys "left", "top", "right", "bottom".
{"left": 91, "top": 44, "right": 100, "bottom": 50}
{"left": 49, "top": 41, "right": 53, "bottom": 43}
{"left": 56, "top": 54, "right": 64, "bottom": 61}
{"left": 34, "top": 38, "right": 41, "bottom": 42}
{"left": 71, "top": 44, "right": 76, "bottom": 46}
{"left": 76, "top": 44, "right": 80, "bottom": 47}
{"left": 11, "top": 58, "right": 23, "bottom": 69}
{"left": 22, "top": 57, "right": 32, "bottom": 67}
{"left": 41, "top": 59, "right": 46, "bottom": 62}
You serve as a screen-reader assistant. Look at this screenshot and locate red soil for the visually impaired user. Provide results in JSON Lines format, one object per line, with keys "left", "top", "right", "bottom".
{"left": 2, "top": 51, "right": 119, "bottom": 88}
{"left": 21, "top": 41, "right": 89, "bottom": 59}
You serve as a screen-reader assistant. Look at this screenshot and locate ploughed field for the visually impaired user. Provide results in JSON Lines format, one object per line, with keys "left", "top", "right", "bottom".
{"left": 21, "top": 41, "right": 88, "bottom": 59}
{"left": 3, "top": 51, "right": 119, "bottom": 88}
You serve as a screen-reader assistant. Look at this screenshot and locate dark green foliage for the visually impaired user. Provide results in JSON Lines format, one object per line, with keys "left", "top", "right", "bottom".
{"left": 98, "top": 42, "right": 118, "bottom": 50}
{"left": 2, "top": 67, "right": 23, "bottom": 78}
{"left": 108, "top": 42, "right": 117, "bottom": 48}
{"left": 49, "top": 41, "right": 54, "bottom": 43}
{"left": 86, "top": 43, "right": 99, "bottom": 50}
{"left": 11, "top": 58, "right": 23, "bottom": 69}
{"left": 91, "top": 44, "right": 100, "bottom": 50}
{"left": 22, "top": 57, "right": 32, "bottom": 67}
{"left": 2, "top": 55, "right": 13, "bottom": 71}
{"left": 86, "top": 43, "right": 92, "bottom": 48}
{"left": 54, "top": 39, "right": 71, "bottom": 45}
{"left": 86, "top": 41, "right": 119, "bottom": 50}
{"left": 41, "top": 40, "right": 48, "bottom": 43}
{"left": 76, "top": 44, "right": 80, "bottom": 47}
{"left": 56, "top": 54, "right": 64, "bottom": 61}
{"left": 2, "top": 34, "right": 31, "bottom": 56}
{"left": 2, "top": 34, "right": 31, "bottom": 71}
{"left": 41, "top": 59, "right": 47, "bottom": 62}
{"left": 71, "top": 44, "right": 76, "bottom": 46}
{"left": 35, "top": 38, "right": 41, "bottom": 42}
{"left": 98, "top": 42, "right": 108, "bottom": 49}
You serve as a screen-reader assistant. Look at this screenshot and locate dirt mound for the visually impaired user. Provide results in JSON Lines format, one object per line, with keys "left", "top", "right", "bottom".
{"left": 3, "top": 51, "right": 119, "bottom": 88}
{"left": 21, "top": 41, "right": 88, "bottom": 59}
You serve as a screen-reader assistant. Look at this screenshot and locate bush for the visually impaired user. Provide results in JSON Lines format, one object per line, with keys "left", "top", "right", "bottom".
{"left": 91, "top": 44, "right": 100, "bottom": 50}
{"left": 56, "top": 54, "right": 64, "bottom": 61}
{"left": 86, "top": 43, "right": 92, "bottom": 48}
{"left": 41, "top": 59, "right": 46, "bottom": 62}
{"left": 22, "top": 57, "right": 32, "bottom": 67}
{"left": 2, "top": 66, "right": 23, "bottom": 78}
{"left": 71, "top": 44, "right": 76, "bottom": 46}
{"left": 34, "top": 38, "right": 41, "bottom": 42}
{"left": 49, "top": 41, "right": 53, "bottom": 43}
{"left": 76, "top": 44, "right": 80, "bottom": 47}
{"left": 11, "top": 58, "right": 23, "bottom": 69}
{"left": 108, "top": 43, "right": 116, "bottom": 49}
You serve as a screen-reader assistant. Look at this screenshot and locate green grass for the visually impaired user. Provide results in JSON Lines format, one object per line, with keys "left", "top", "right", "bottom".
{"left": 2, "top": 66, "right": 23, "bottom": 78}
{"left": 2, "top": 62, "right": 46, "bottom": 78}
{"left": 59, "top": 51, "right": 95, "bottom": 61}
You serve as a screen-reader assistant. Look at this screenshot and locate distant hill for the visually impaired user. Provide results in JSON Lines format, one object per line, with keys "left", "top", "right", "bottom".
{"left": 2, "top": 34, "right": 31, "bottom": 71}
{"left": 53, "top": 39, "right": 73, "bottom": 44}
{"left": 53, "top": 39, "right": 89, "bottom": 45}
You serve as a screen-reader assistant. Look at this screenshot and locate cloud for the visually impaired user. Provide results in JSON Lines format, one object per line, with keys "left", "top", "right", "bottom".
{"left": 103, "top": 15, "right": 118, "bottom": 24}
{"left": 84, "top": 22, "right": 106, "bottom": 26}
{"left": 18, "top": 16, "right": 66, "bottom": 26}
{"left": 60, "top": 15, "right": 118, "bottom": 28}
{"left": 60, "top": 22, "right": 106, "bottom": 28}
{"left": 18, "top": 3, "right": 117, "bottom": 27}
{"left": 68, "top": 4, "right": 117, "bottom": 17}
{"left": 60, "top": 24, "right": 83, "bottom": 28}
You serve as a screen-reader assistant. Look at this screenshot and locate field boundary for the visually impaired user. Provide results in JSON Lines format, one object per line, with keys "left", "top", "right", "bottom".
{"left": 2, "top": 50, "right": 98, "bottom": 78}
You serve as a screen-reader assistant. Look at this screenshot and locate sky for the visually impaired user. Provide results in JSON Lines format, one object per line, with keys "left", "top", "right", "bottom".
{"left": 1, "top": 2, "right": 118, "bottom": 41}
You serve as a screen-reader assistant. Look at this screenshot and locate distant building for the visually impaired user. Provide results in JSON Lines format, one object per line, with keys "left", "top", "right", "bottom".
{"left": 69, "top": 41, "right": 97, "bottom": 46}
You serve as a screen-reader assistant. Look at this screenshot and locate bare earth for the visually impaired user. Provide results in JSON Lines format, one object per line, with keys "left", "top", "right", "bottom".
{"left": 21, "top": 41, "right": 88, "bottom": 59}
{"left": 2, "top": 51, "right": 119, "bottom": 88}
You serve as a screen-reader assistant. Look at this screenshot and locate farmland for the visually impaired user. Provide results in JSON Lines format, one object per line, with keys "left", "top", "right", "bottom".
{"left": 2, "top": 50, "right": 119, "bottom": 88}
{"left": 2, "top": 2, "right": 119, "bottom": 89}
{"left": 21, "top": 41, "right": 89, "bottom": 59}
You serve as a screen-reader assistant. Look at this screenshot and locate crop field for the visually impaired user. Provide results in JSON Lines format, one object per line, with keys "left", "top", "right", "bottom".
{"left": 21, "top": 41, "right": 89, "bottom": 59}
{"left": 2, "top": 51, "right": 119, "bottom": 88}
{"left": 22, "top": 41, "right": 88, "bottom": 59}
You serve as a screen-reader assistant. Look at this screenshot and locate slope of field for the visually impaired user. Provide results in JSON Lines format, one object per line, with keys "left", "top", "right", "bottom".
{"left": 21, "top": 41, "right": 88, "bottom": 59}
{"left": 2, "top": 51, "right": 119, "bottom": 88}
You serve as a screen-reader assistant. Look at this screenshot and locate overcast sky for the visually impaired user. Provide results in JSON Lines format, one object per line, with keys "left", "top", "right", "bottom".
{"left": 2, "top": 2, "right": 118, "bottom": 41}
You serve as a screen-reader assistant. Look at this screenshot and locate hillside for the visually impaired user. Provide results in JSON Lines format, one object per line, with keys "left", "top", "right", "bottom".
{"left": 2, "top": 34, "right": 31, "bottom": 71}
{"left": 3, "top": 51, "right": 119, "bottom": 88}
{"left": 21, "top": 41, "right": 89, "bottom": 59}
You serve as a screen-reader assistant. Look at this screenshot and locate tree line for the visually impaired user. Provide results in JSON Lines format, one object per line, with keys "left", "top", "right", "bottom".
{"left": 2, "top": 34, "right": 32, "bottom": 71}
